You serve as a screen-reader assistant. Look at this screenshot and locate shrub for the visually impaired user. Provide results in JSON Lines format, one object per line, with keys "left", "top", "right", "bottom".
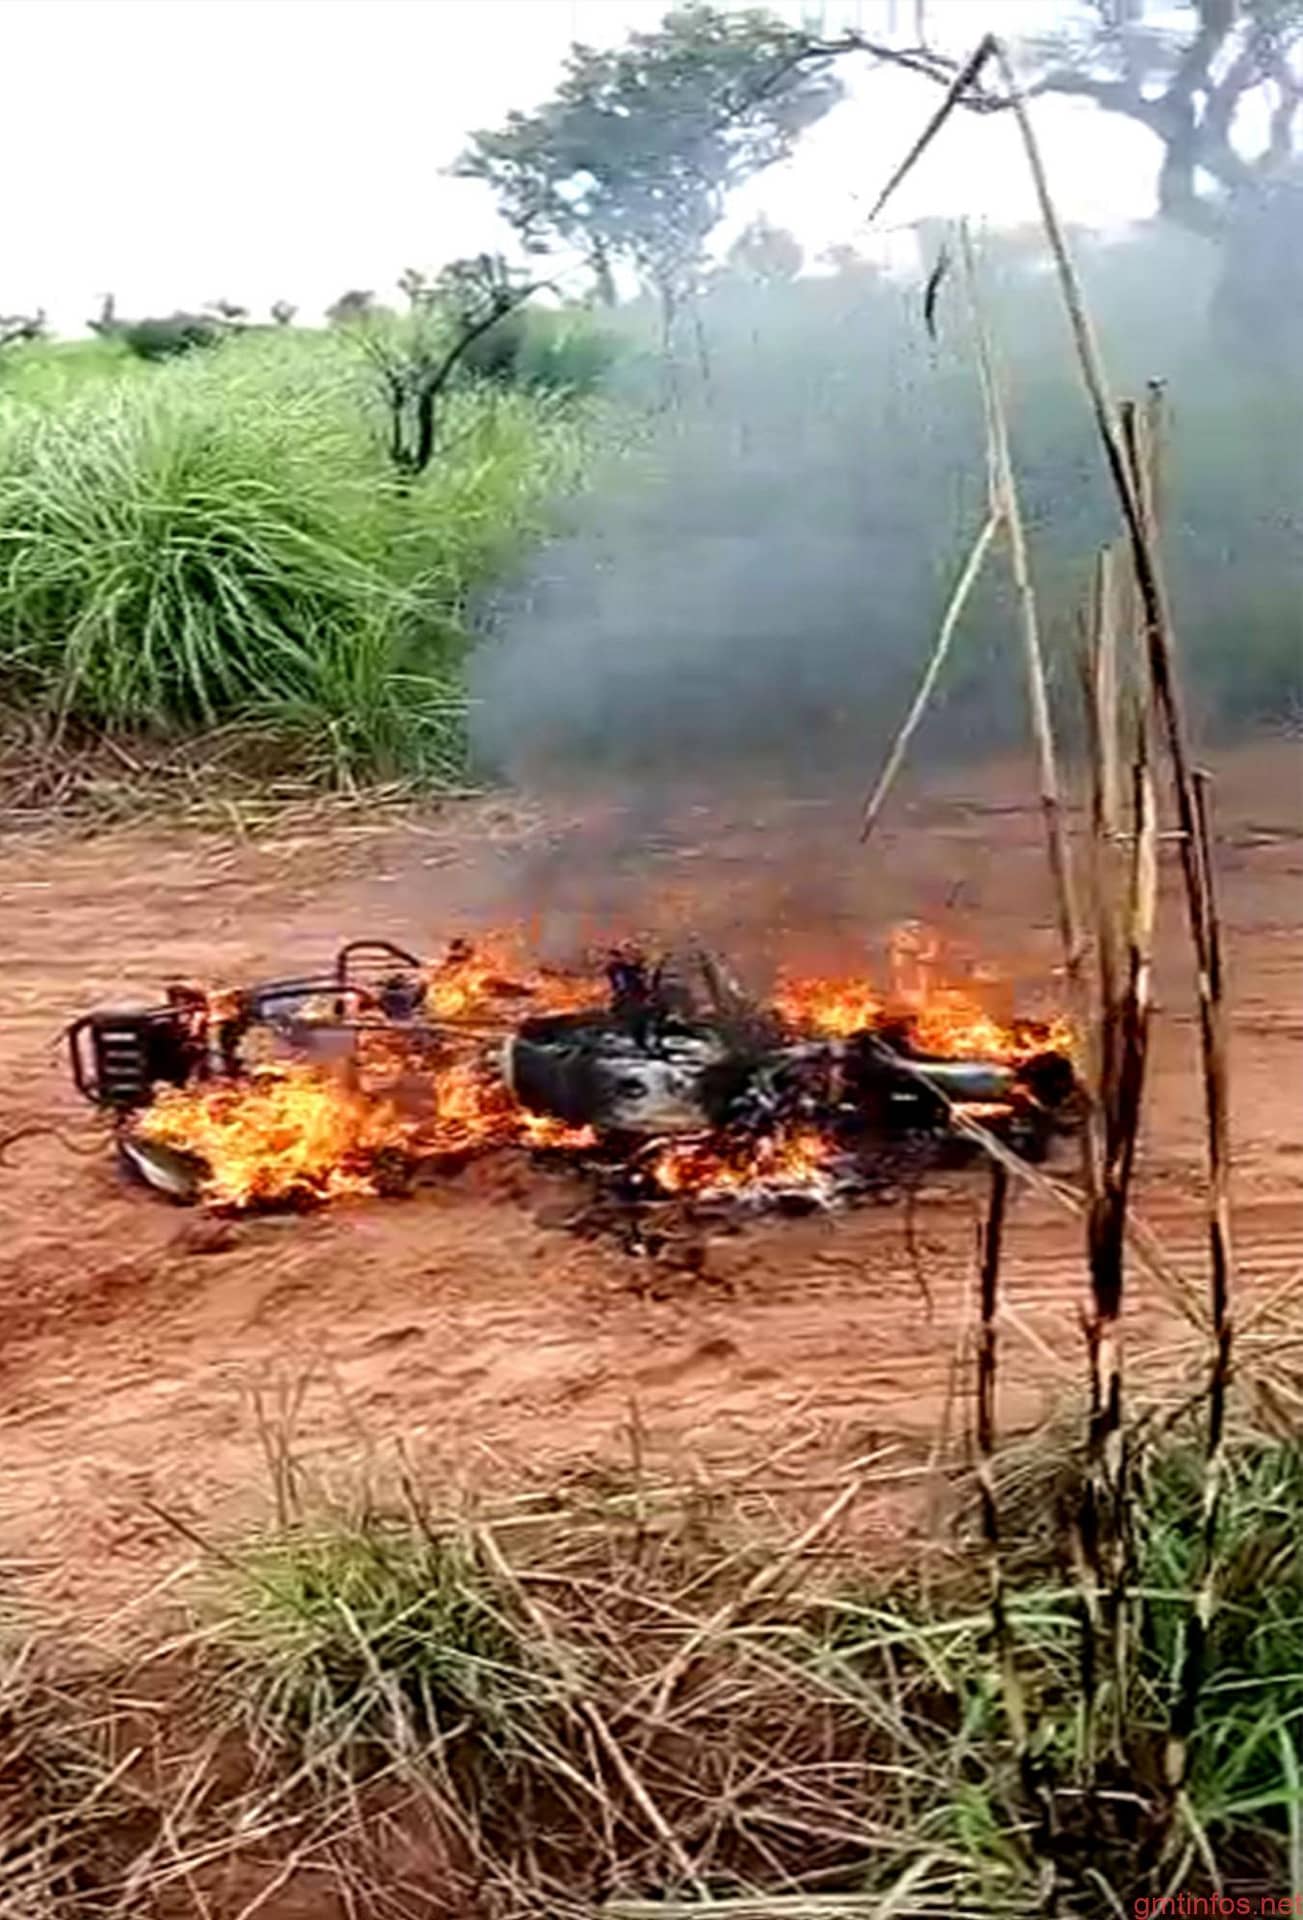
{"left": 120, "top": 311, "right": 224, "bottom": 362}
{"left": 223, "top": 1520, "right": 543, "bottom": 1761}
{"left": 458, "top": 305, "right": 620, "bottom": 395}
{"left": 515, "top": 308, "right": 621, "bottom": 393}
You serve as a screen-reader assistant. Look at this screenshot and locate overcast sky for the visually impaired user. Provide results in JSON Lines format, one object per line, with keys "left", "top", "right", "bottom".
{"left": 1, "top": 0, "right": 1166, "bottom": 332}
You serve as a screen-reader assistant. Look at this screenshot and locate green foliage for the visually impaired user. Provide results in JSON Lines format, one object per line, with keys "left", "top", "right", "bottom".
{"left": 200, "top": 1426, "right": 1303, "bottom": 1905}
{"left": 0, "top": 330, "right": 590, "bottom": 784}
{"left": 120, "top": 311, "right": 224, "bottom": 361}
{"left": 0, "top": 335, "right": 140, "bottom": 405}
{"left": 1137, "top": 1436, "right": 1303, "bottom": 1834}
{"left": 457, "top": 2, "right": 842, "bottom": 310}
{"left": 326, "top": 288, "right": 378, "bottom": 327}
{"left": 222, "top": 1519, "right": 545, "bottom": 1760}
{"left": 0, "top": 309, "right": 46, "bottom": 353}
{"left": 461, "top": 305, "right": 621, "bottom": 393}
{"left": 352, "top": 260, "right": 618, "bottom": 482}
{"left": 796, "top": 1426, "right": 1303, "bottom": 1902}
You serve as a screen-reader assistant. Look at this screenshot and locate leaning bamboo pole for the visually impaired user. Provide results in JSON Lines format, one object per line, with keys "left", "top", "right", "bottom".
{"left": 974, "top": 1157, "right": 1057, "bottom": 1884}
{"left": 990, "top": 46, "right": 1233, "bottom": 1300}
{"left": 862, "top": 30, "right": 1237, "bottom": 1811}
{"left": 859, "top": 510, "right": 1001, "bottom": 842}
{"left": 1083, "top": 546, "right": 1123, "bottom": 1122}
{"left": 959, "top": 226, "right": 1088, "bottom": 1010}
{"left": 988, "top": 42, "right": 1235, "bottom": 1795}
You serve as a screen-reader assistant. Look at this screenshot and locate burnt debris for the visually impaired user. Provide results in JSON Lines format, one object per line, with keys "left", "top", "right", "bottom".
{"left": 66, "top": 937, "right": 1080, "bottom": 1214}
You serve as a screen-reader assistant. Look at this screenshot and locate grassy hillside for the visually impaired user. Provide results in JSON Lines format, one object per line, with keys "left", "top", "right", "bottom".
{"left": 0, "top": 325, "right": 597, "bottom": 790}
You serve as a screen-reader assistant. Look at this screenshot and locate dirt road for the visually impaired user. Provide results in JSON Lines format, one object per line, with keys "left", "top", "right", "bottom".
{"left": 1, "top": 745, "right": 1299, "bottom": 1623}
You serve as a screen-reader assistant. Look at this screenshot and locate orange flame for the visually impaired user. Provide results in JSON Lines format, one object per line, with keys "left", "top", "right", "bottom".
{"left": 137, "top": 1066, "right": 418, "bottom": 1209}
{"left": 647, "top": 1127, "right": 834, "bottom": 1200}
{"left": 135, "top": 1049, "right": 594, "bottom": 1210}
{"left": 907, "top": 991, "right": 1073, "bottom": 1062}
{"left": 423, "top": 1057, "right": 596, "bottom": 1156}
{"left": 130, "top": 925, "right": 1070, "bottom": 1214}
{"left": 772, "top": 976, "right": 883, "bottom": 1038}
{"left": 424, "top": 937, "right": 604, "bottom": 1024}
{"left": 775, "top": 923, "right": 1073, "bottom": 1063}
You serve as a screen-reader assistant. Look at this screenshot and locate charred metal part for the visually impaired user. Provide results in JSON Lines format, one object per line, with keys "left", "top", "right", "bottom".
{"left": 116, "top": 1133, "right": 206, "bottom": 1202}
{"left": 504, "top": 1010, "right": 731, "bottom": 1134}
{"left": 335, "top": 940, "right": 427, "bottom": 1020}
{"left": 68, "top": 936, "right": 1080, "bottom": 1215}
{"left": 502, "top": 1007, "right": 1076, "bottom": 1158}
{"left": 335, "top": 939, "right": 423, "bottom": 984}
{"left": 70, "top": 955, "right": 439, "bottom": 1115}
{"left": 68, "top": 995, "right": 206, "bottom": 1111}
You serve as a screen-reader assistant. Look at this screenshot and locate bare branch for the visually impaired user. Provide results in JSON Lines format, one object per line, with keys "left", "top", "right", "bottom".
{"left": 866, "top": 34, "right": 999, "bottom": 225}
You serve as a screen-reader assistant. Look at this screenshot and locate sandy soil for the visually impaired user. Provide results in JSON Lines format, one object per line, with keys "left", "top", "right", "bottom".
{"left": 0, "top": 744, "right": 1300, "bottom": 1625}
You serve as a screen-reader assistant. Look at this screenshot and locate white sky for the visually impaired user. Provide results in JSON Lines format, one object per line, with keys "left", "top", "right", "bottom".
{"left": 0, "top": 0, "right": 1167, "bottom": 332}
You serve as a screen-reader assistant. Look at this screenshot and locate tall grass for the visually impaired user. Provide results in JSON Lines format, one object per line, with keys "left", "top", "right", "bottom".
{"left": 0, "top": 331, "right": 591, "bottom": 787}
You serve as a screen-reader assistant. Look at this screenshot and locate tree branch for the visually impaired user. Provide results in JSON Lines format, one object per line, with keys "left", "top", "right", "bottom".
{"left": 802, "top": 5, "right": 1299, "bottom": 237}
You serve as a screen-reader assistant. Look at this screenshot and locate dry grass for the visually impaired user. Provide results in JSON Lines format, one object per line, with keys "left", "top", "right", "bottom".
{"left": 3, "top": 1401, "right": 1300, "bottom": 1919}
{"left": 0, "top": 713, "right": 487, "bottom": 841}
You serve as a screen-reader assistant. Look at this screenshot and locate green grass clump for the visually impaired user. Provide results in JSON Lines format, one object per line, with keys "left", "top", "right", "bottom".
{"left": 0, "top": 330, "right": 590, "bottom": 787}
{"left": 221, "top": 1516, "right": 551, "bottom": 1767}
{"left": 200, "top": 1427, "right": 1303, "bottom": 1911}
{"left": 796, "top": 1423, "right": 1303, "bottom": 1905}
{"left": 1137, "top": 1434, "right": 1303, "bottom": 1839}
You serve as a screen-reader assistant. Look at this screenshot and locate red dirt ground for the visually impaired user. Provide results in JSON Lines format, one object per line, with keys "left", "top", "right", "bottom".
{"left": 1, "top": 744, "right": 1300, "bottom": 1625}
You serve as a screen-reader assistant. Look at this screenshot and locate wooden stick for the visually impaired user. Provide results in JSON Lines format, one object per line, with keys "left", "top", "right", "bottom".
{"left": 976, "top": 1160, "right": 1018, "bottom": 1734}
{"left": 961, "top": 224, "right": 1105, "bottom": 1267}
{"left": 960, "top": 225, "right": 1087, "bottom": 1008}
{"left": 987, "top": 44, "right": 1236, "bottom": 1788}
{"left": 1076, "top": 599, "right": 1158, "bottom": 1786}
{"left": 1084, "top": 546, "right": 1124, "bottom": 1124}
{"left": 991, "top": 39, "right": 1219, "bottom": 979}
{"left": 1095, "top": 750, "right": 1158, "bottom": 1455}
{"left": 994, "top": 44, "right": 1229, "bottom": 1102}
{"left": 1075, "top": 544, "right": 1127, "bottom": 1781}
{"left": 865, "top": 33, "right": 998, "bottom": 224}
{"left": 975, "top": 1156, "right": 1058, "bottom": 1874}
{"left": 859, "top": 508, "right": 1001, "bottom": 841}
{"left": 1167, "top": 767, "right": 1235, "bottom": 1793}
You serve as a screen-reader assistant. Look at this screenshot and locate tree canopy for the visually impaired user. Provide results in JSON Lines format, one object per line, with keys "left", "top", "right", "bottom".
{"left": 461, "top": 1, "right": 1302, "bottom": 359}
{"left": 726, "top": 215, "right": 804, "bottom": 282}
{"left": 1015, "top": 2, "right": 1303, "bottom": 236}
{"left": 456, "top": 4, "right": 843, "bottom": 327}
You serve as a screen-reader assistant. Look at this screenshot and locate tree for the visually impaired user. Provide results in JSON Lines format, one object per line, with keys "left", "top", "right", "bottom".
{"left": 828, "top": 1, "right": 1303, "bottom": 359}
{"left": 88, "top": 292, "right": 118, "bottom": 337}
{"left": 270, "top": 299, "right": 297, "bottom": 327}
{"left": 726, "top": 214, "right": 804, "bottom": 281}
{"left": 354, "top": 254, "right": 542, "bottom": 480}
{"left": 205, "top": 298, "right": 249, "bottom": 328}
{"left": 120, "top": 312, "right": 223, "bottom": 361}
{"left": 0, "top": 309, "right": 46, "bottom": 353}
{"left": 456, "top": 3, "right": 843, "bottom": 342}
{"left": 1014, "top": 2, "right": 1303, "bottom": 243}
{"left": 465, "top": 0, "right": 1301, "bottom": 364}
{"left": 397, "top": 267, "right": 438, "bottom": 312}
{"left": 86, "top": 292, "right": 236, "bottom": 359}
{"left": 1010, "top": 0, "right": 1303, "bottom": 358}
{"left": 326, "top": 288, "right": 377, "bottom": 327}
